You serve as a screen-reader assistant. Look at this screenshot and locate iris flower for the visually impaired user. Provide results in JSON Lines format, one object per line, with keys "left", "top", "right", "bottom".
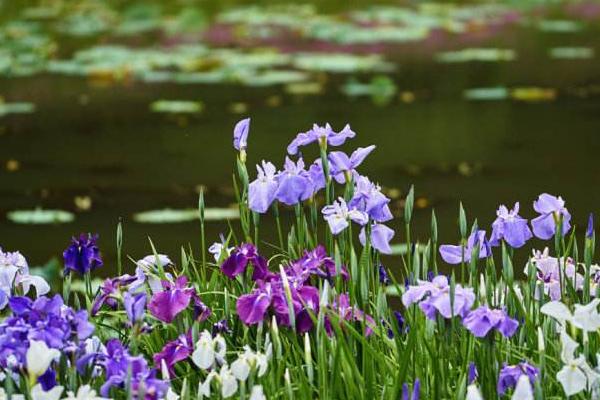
{"left": 531, "top": 193, "right": 571, "bottom": 240}
{"left": 489, "top": 203, "right": 533, "bottom": 248}
{"left": 287, "top": 123, "right": 355, "bottom": 155}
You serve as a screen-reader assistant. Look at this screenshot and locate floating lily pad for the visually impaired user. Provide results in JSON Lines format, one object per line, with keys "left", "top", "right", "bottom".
{"left": 463, "top": 87, "right": 509, "bottom": 101}
{"left": 293, "top": 53, "right": 394, "bottom": 73}
{"left": 549, "top": 47, "right": 594, "bottom": 60}
{"left": 537, "top": 19, "right": 584, "bottom": 33}
{"left": 341, "top": 76, "right": 397, "bottom": 105}
{"left": 0, "top": 100, "right": 36, "bottom": 116}
{"left": 7, "top": 208, "right": 75, "bottom": 224}
{"left": 150, "top": 100, "right": 203, "bottom": 114}
{"left": 436, "top": 48, "right": 516, "bottom": 63}
{"left": 511, "top": 87, "right": 556, "bottom": 102}
{"left": 133, "top": 208, "right": 239, "bottom": 224}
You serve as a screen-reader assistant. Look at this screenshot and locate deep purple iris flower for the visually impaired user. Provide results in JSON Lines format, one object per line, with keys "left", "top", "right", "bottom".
{"left": 349, "top": 175, "right": 393, "bottom": 223}
{"left": 285, "top": 245, "right": 349, "bottom": 283}
{"left": 439, "top": 230, "right": 491, "bottom": 264}
{"left": 96, "top": 339, "right": 168, "bottom": 399}
{"left": 124, "top": 292, "right": 146, "bottom": 325}
{"left": 401, "top": 379, "right": 420, "bottom": 400}
{"left": 379, "top": 265, "right": 390, "bottom": 285}
{"left": 462, "top": 306, "right": 519, "bottom": 338}
{"left": 233, "top": 117, "right": 250, "bottom": 151}
{"left": 63, "top": 233, "right": 103, "bottom": 275}
{"left": 531, "top": 193, "right": 571, "bottom": 240}
{"left": 212, "top": 319, "right": 232, "bottom": 336}
{"left": 497, "top": 362, "right": 539, "bottom": 396}
{"left": 359, "top": 223, "right": 395, "bottom": 254}
{"left": 327, "top": 145, "right": 376, "bottom": 184}
{"left": 587, "top": 213, "right": 594, "bottom": 239}
{"left": 275, "top": 157, "right": 314, "bottom": 206}
{"left": 221, "top": 243, "right": 272, "bottom": 281}
{"left": 153, "top": 332, "right": 193, "bottom": 378}
{"left": 489, "top": 203, "right": 533, "bottom": 248}
{"left": 287, "top": 123, "right": 355, "bottom": 155}
{"left": 468, "top": 362, "right": 478, "bottom": 384}
{"left": 148, "top": 276, "right": 210, "bottom": 324}
{"left": 249, "top": 161, "right": 279, "bottom": 213}
{"left": 0, "top": 295, "right": 94, "bottom": 375}
{"left": 402, "top": 275, "right": 475, "bottom": 319}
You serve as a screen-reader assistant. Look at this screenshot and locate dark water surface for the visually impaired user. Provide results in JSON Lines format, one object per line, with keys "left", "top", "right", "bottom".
{"left": 1, "top": 4, "right": 600, "bottom": 273}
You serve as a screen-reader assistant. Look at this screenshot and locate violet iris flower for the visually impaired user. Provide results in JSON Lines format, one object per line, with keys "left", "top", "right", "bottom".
{"left": 124, "top": 292, "right": 146, "bottom": 325}
{"left": 212, "top": 319, "right": 232, "bottom": 336}
{"left": 153, "top": 332, "right": 193, "bottom": 378}
{"left": 489, "top": 203, "right": 533, "bottom": 248}
{"left": 233, "top": 117, "right": 250, "bottom": 151}
{"left": 327, "top": 145, "right": 376, "bottom": 184}
{"left": 402, "top": 275, "right": 475, "bottom": 319}
{"left": 285, "top": 245, "right": 348, "bottom": 282}
{"left": 287, "top": 123, "right": 355, "bottom": 155}
{"left": 439, "top": 230, "right": 491, "bottom": 264}
{"left": 468, "top": 362, "right": 478, "bottom": 384}
{"left": 63, "top": 233, "right": 103, "bottom": 275}
{"left": 322, "top": 197, "right": 368, "bottom": 235}
{"left": 587, "top": 213, "right": 594, "bottom": 239}
{"left": 359, "top": 223, "right": 395, "bottom": 254}
{"left": 497, "top": 362, "right": 539, "bottom": 396}
{"left": 221, "top": 243, "right": 272, "bottom": 281}
{"left": 462, "top": 306, "right": 519, "bottom": 338}
{"left": 531, "top": 193, "right": 571, "bottom": 240}
{"left": 379, "top": 265, "right": 390, "bottom": 285}
{"left": 308, "top": 159, "right": 326, "bottom": 193}
{"left": 248, "top": 161, "right": 279, "bottom": 213}
{"left": 401, "top": 379, "right": 420, "bottom": 400}
{"left": 325, "top": 293, "right": 376, "bottom": 337}
{"left": 275, "top": 157, "right": 314, "bottom": 205}
{"left": 349, "top": 175, "right": 393, "bottom": 223}
{"left": 148, "top": 276, "right": 210, "bottom": 323}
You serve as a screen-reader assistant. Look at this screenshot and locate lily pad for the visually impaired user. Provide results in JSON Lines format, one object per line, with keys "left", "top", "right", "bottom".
{"left": 7, "top": 208, "right": 75, "bottom": 224}
{"left": 133, "top": 208, "right": 240, "bottom": 224}
{"left": 0, "top": 101, "right": 35, "bottom": 116}
{"left": 436, "top": 48, "right": 516, "bottom": 63}
{"left": 150, "top": 100, "right": 203, "bottom": 114}
{"left": 463, "top": 87, "right": 509, "bottom": 101}
{"left": 549, "top": 47, "right": 594, "bottom": 60}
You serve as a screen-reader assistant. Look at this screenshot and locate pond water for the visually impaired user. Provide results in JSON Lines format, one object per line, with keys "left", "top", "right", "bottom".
{"left": 1, "top": 1, "right": 600, "bottom": 273}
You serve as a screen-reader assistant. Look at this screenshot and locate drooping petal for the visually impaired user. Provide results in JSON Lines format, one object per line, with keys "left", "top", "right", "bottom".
{"left": 237, "top": 291, "right": 271, "bottom": 325}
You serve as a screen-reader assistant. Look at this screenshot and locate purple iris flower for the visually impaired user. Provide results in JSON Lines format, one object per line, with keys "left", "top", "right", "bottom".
{"left": 439, "top": 230, "right": 491, "bottom": 264}
{"left": 212, "top": 319, "right": 232, "bottom": 336}
{"left": 402, "top": 275, "right": 475, "bottom": 319}
{"left": 308, "top": 159, "right": 327, "bottom": 192}
{"left": 531, "top": 193, "right": 571, "bottom": 240}
{"left": 97, "top": 339, "right": 169, "bottom": 399}
{"left": 236, "top": 283, "right": 273, "bottom": 325}
{"left": 489, "top": 203, "right": 533, "bottom": 248}
{"left": 287, "top": 123, "right": 355, "bottom": 155}
{"left": 148, "top": 276, "right": 209, "bottom": 324}
{"left": 327, "top": 145, "right": 376, "bottom": 184}
{"left": 0, "top": 295, "right": 94, "bottom": 374}
{"left": 285, "top": 245, "right": 349, "bottom": 282}
{"left": 63, "top": 233, "right": 103, "bottom": 275}
{"left": 153, "top": 332, "right": 192, "bottom": 378}
{"left": 124, "top": 292, "right": 146, "bottom": 325}
{"left": 379, "top": 265, "right": 390, "bottom": 285}
{"left": 386, "top": 310, "right": 407, "bottom": 338}
{"left": 359, "top": 223, "right": 395, "bottom": 254}
{"left": 233, "top": 117, "right": 250, "bottom": 151}
{"left": 325, "top": 293, "right": 376, "bottom": 337}
{"left": 349, "top": 175, "right": 393, "bottom": 222}
{"left": 92, "top": 272, "right": 141, "bottom": 315}
{"left": 468, "top": 362, "right": 478, "bottom": 384}
{"left": 249, "top": 161, "right": 279, "bottom": 213}
{"left": 401, "top": 379, "right": 420, "bottom": 400}
{"left": 221, "top": 243, "right": 272, "bottom": 281}
{"left": 497, "top": 362, "right": 539, "bottom": 396}
{"left": 322, "top": 197, "right": 369, "bottom": 235}
{"left": 275, "top": 157, "right": 314, "bottom": 205}
{"left": 587, "top": 213, "right": 594, "bottom": 239}
{"left": 462, "top": 306, "right": 519, "bottom": 338}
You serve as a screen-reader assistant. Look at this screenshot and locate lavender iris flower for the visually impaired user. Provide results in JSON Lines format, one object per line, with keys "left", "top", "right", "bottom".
{"left": 308, "top": 159, "right": 327, "bottom": 192}
{"left": 153, "top": 332, "right": 192, "bottom": 378}
{"left": 123, "top": 292, "right": 146, "bottom": 325}
{"left": 322, "top": 198, "right": 369, "bottom": 235}
{"left": 402, "top": 275, "right": 475, "bottom": 319}
{"left": 527, "top": 248, "right": 583, "bottom": 301}
{"left": 531, "top": 193, "right": 571, "bottom": 240}
{"left": 0, "top": 248, "right": 49, "bottom": 309}
{"left": 462, "top": 306, "right": 519, "bottom": 338}
{"left": 349, "top": 175, "right": 393, "bottom": 222}
{"left": 287, "top": 123, "right": 355, "bottom": 155}
{"left": 489, "top": 203, "right": 533, "bottom": 248}
{"left": 497, "top": 362, "right": 539, "bottom": 396}
{"left": 249, "top": 161, "right": 279, "bottom": 213}
{"left": 275, "top": 157, "right": 314, "bottom": 205}
{"left": 439, "top": 230, "right": 491, "bottom": 264}
{"left": 233, "top": 117, "right": 250, "bottom": 151}
{"left": 359, "top": 223, "right": 395, "bottom": 254}
{"left": 327, "top": 145, "right": 376, "bottom": 184}
{"left": 63, "top": 233, "right": 103, "bottom": 275}
{"left": 221, "top": 243, "right": 272, "bottom": 281}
